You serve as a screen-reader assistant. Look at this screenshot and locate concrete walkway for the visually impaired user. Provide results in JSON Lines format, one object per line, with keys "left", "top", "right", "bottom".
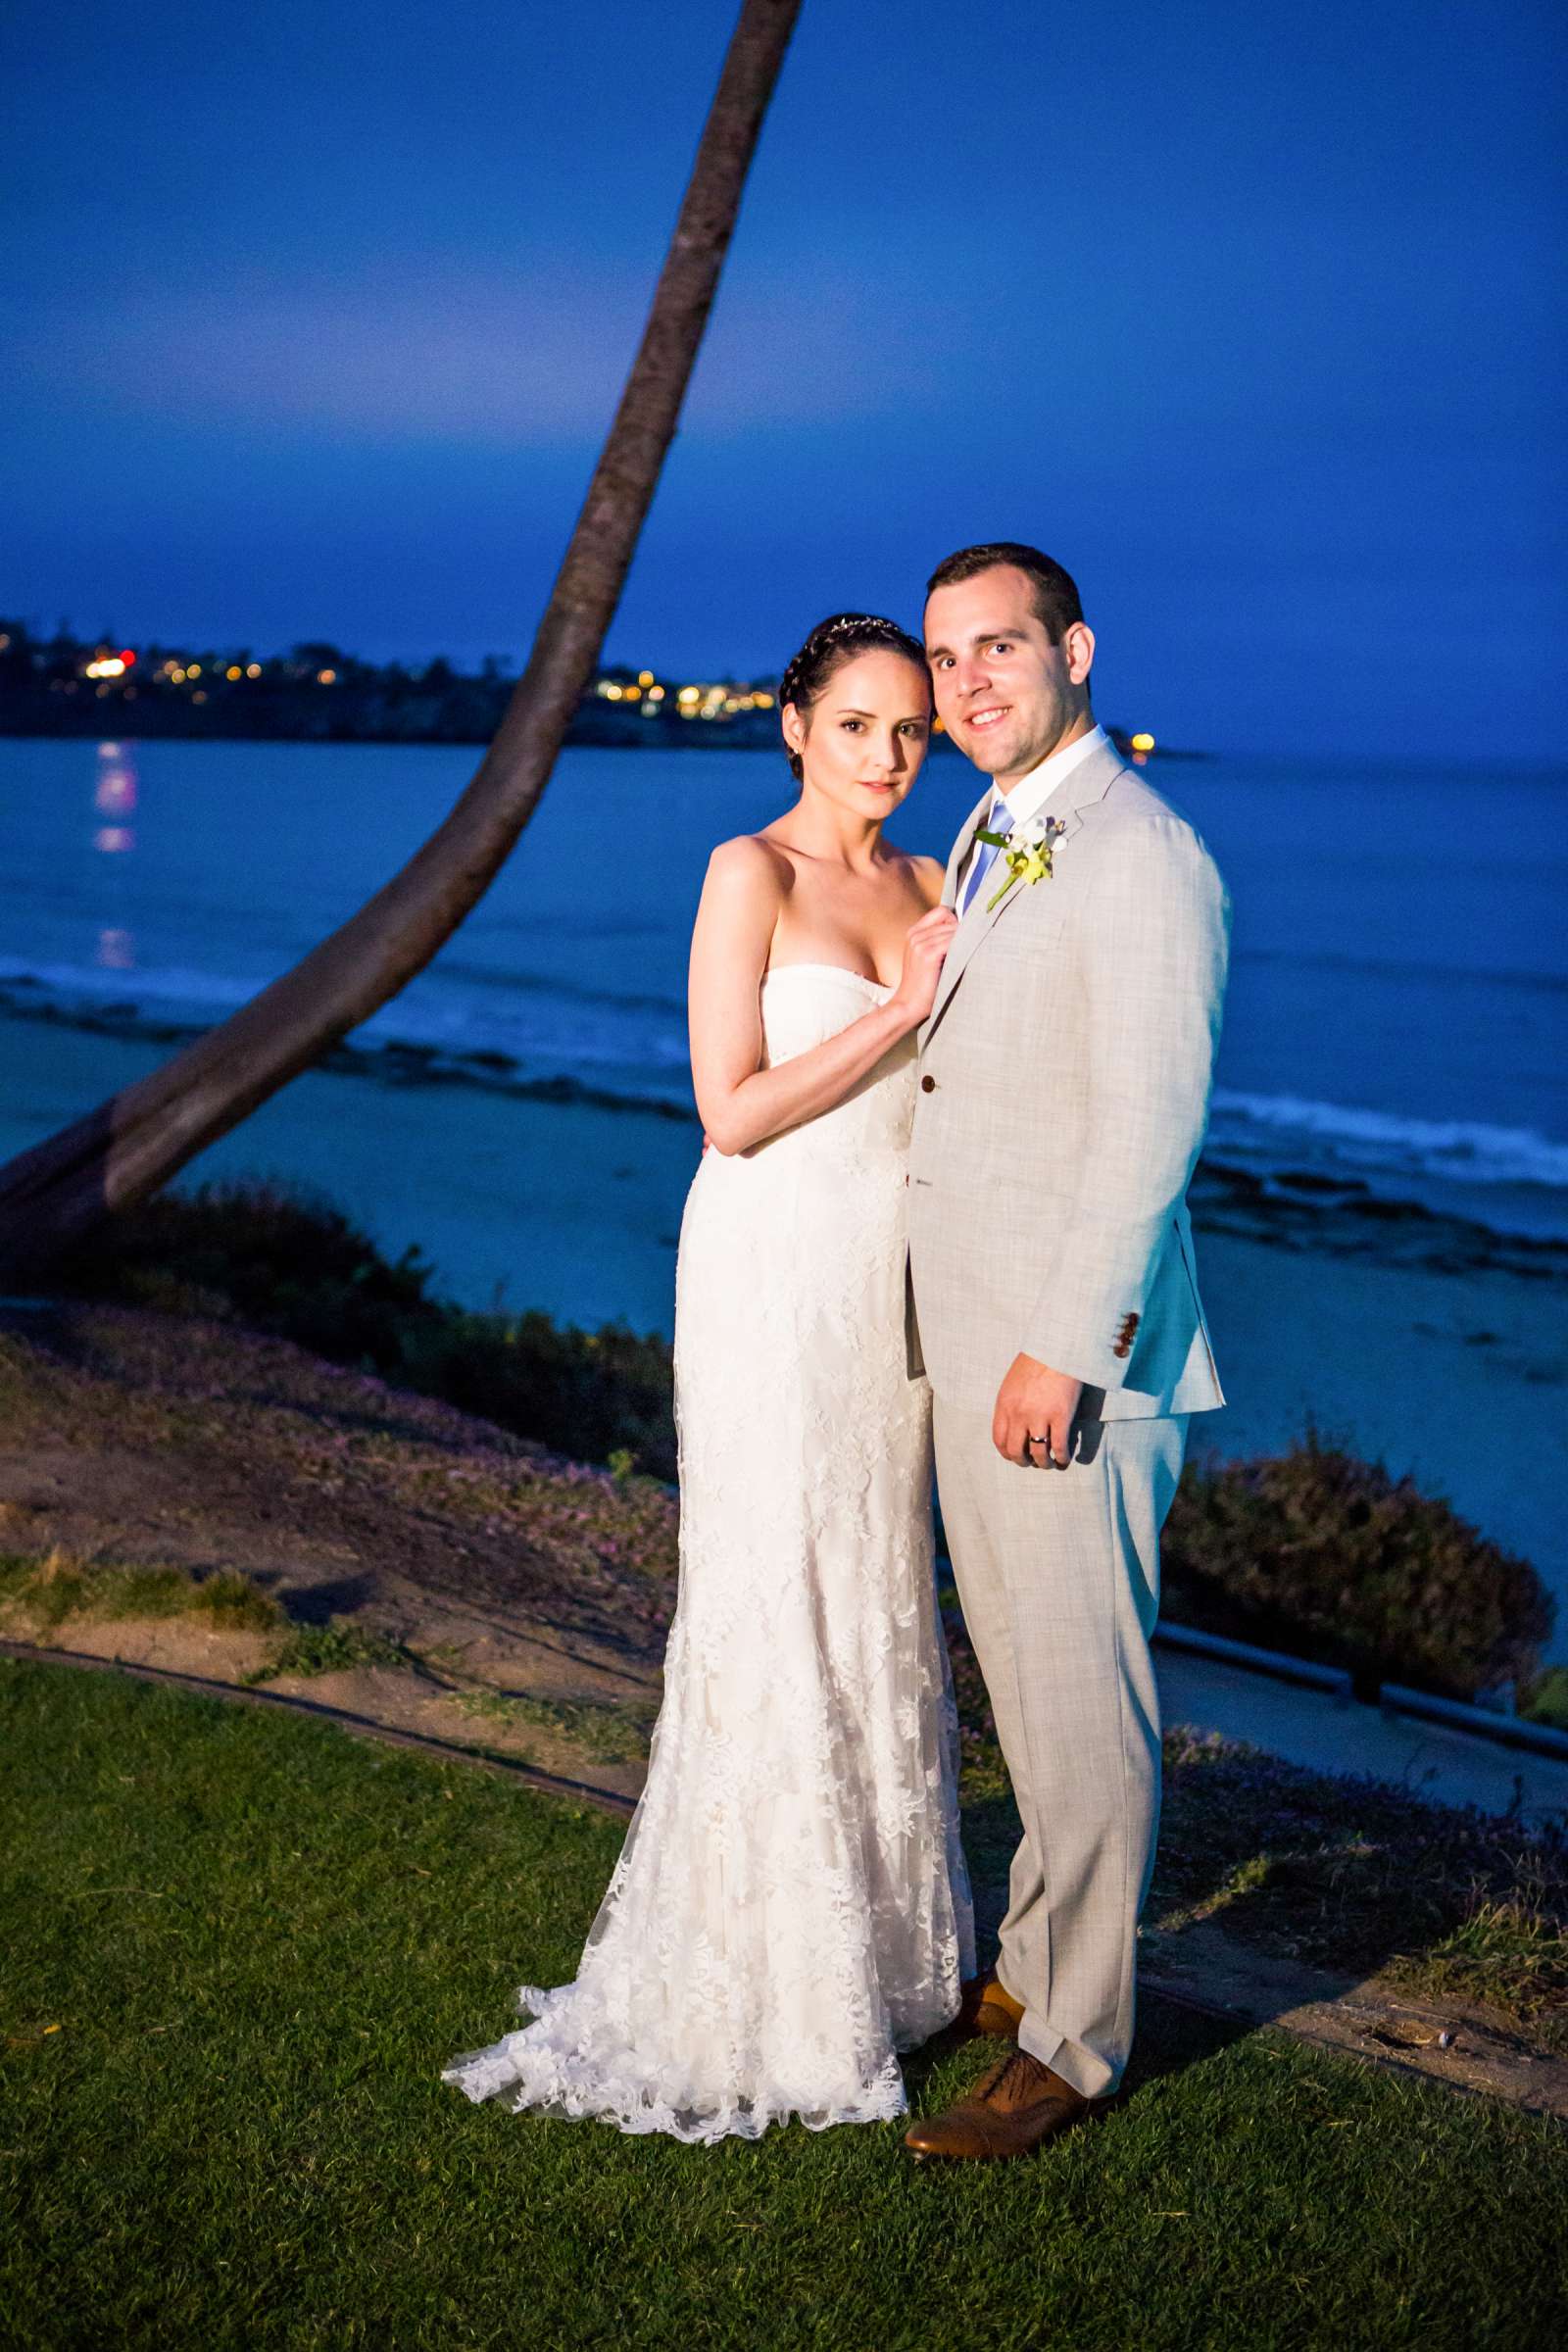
{"left": 1156, "top": 1644, "right": 1568, "bottom": 1824}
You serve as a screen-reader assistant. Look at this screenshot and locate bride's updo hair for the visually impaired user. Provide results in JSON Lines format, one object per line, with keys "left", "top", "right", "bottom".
{"left": 779, "top": 612, "right": 929, "bottom": 782}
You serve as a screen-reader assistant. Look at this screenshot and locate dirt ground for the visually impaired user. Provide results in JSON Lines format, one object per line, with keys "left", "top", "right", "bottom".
{"left": 0, "top": 1298, "right": 675, "bottom": 1802}
{"left": 3, "top": 1297, "right": 1564, "bottom": 2120}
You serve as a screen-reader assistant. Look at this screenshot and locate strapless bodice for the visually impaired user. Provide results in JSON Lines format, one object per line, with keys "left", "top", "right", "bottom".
{"left": 754, "top": 962, "right": 917, "bottom": 1161}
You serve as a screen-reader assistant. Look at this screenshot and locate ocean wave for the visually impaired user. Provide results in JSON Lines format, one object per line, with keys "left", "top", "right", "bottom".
{"left": 4, "top": 956, "right": 1566, "bottom": 1210}
{"left": 0, "top": 954, "right": 258, "bottom": 1017}
{"left": 0, "top": 953, "right": 692, "bottom": 1079}
{"left": 1211, "top": 1091, "right": 1568, "bottom": 1192}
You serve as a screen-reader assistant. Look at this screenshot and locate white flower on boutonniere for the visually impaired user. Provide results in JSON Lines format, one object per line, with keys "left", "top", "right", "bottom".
{"left": 973, "top": 813, "right": 1069, "bottom": 912}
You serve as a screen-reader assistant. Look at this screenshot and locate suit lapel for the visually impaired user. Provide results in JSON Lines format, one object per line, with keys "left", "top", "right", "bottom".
{"left": 1049, "top": 734, "right": 1122, "bottom": 843}
{"left": 923, "top": 738, "right": 1129, "bottom": 1043}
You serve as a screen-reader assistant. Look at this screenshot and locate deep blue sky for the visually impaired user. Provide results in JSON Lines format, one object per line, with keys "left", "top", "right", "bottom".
{"left": 4, "top": 0, "right": 1563, "bottom": 756}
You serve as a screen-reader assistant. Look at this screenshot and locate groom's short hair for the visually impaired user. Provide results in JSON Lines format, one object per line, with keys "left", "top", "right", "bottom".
{"left": 926, "top": 543, "right": 1084, "bottom": 645}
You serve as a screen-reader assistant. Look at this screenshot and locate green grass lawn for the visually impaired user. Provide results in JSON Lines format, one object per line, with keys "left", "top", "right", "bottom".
{"left": 4, "top": 1656, "right": 1565, "bottom": 2351}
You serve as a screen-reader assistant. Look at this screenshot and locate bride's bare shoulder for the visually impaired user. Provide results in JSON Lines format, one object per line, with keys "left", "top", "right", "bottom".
{"left": 703, "top": 831, "right": 796, "bottom": 903}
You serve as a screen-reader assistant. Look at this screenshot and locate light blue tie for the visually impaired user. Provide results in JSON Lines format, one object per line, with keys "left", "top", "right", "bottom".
{"left": 960, "top": 800, "right": 1013, "bottom": 915}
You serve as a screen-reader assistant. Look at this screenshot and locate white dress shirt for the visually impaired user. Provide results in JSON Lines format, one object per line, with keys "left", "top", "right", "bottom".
{"left": 956, "top": 723, "right": 1110, "bottom": 906}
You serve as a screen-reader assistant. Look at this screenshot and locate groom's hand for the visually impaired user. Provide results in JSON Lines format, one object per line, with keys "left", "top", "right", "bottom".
{"left": 993, "top": 1354, "right": 1083, "bottom": 1469}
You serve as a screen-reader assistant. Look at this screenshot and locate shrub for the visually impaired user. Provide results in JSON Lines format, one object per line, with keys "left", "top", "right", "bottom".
{"left": 393, "top": 1306, "right": 676, "bottom": 1482}
{"left": 62, "top": 1178, "right": 678, "bottom": 1482}
{"left": 1162, "top": 1433, "right": 1554, "bottom": 1703}
{"left": 56, "top": 1177, "right": 434, "bottom": 1358}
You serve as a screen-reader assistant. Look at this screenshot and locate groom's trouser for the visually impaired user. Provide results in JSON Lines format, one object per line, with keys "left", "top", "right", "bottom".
{"left": 933, "top": 1399, "right": 1189, "bottom": 2100}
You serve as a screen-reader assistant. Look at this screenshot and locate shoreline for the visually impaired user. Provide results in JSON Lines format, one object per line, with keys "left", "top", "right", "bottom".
{"left": 5, "top": 980, "right": 1565, "bottom": 1276}
{"left": 2, "top": 1006, "right": 1564, "bottom": 1651}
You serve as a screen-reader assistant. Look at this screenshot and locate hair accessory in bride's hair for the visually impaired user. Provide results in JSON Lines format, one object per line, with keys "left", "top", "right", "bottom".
{"left": 778, "top": 612, "right": 929, "bottom": 781}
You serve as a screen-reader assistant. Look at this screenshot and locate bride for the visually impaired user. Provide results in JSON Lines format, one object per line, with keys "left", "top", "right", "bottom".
{"left": 442, "top": 612, "right": 975, "bottom": 2140}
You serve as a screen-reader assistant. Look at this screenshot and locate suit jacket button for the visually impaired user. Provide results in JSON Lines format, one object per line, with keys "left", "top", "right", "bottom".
{"left": 920, "top": 1075, "right": 936, "bottom": 1093}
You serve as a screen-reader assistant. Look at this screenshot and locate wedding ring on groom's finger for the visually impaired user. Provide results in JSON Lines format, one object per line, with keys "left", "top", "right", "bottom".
{"left": 1025, "top": 1433, "right": 1059, "bottom": 1468}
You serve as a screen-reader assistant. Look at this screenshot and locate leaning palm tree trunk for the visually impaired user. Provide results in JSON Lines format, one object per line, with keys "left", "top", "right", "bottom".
{"left": 0, "top": 0, "right": 802, "bottom": 1281}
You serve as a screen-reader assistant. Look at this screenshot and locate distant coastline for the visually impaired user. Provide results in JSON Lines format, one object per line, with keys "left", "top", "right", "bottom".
{"left": 0, "top": 621, "right": 1200, "bottom": 760}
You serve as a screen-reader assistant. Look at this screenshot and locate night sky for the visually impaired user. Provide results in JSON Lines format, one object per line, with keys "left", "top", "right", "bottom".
{"left": 5, "top": 0, "right": 1563, "bottom": 756}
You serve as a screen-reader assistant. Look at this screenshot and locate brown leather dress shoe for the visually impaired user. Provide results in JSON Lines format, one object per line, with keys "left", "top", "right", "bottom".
{"left": 948, "top": 1970, "right": 1026, "bottom": 2041}
{"left": 904, "top": 2047, "right": 1106, "bottom": 2162}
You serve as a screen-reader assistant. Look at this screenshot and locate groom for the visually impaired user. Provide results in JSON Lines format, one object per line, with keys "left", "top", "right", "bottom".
{"left": 904, "top": 543, "right": 1230, "bottom": 2161}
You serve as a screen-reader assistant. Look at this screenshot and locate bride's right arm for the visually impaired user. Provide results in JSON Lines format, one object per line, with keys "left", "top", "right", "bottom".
{"left": 689, "top": 839, "right": 956, "bottom": 1156}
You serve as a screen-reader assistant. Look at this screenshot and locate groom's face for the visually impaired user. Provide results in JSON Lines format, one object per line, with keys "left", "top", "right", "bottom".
{"left": 924, "top": 564, "right": 1093, "bottom": 787}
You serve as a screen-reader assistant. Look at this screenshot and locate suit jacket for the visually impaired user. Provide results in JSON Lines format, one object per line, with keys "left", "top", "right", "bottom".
{"left": 906, "top": 735, "right": 1230, "bottom": 1419}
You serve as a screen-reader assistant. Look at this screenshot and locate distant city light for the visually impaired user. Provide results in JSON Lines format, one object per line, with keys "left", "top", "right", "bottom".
{"left": 25, "top": 630, "right": 782, "bottom": 739}
{"left": 1130, "top": 731, "right": 1155, "bottom": 754}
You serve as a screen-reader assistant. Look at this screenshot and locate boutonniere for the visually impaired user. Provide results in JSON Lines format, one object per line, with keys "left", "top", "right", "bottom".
{"left": 973, "top": 814, "right": 1069, "bottom": 911}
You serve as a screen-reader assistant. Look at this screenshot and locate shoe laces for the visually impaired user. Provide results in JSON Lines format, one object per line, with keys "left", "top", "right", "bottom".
{"left": 976, "top": 2046, "right": 1046, "bottom": 2107}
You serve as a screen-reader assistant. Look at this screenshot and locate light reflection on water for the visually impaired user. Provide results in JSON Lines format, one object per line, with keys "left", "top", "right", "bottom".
{"left": 90, "top": 742, "right": 138, "bottom": 956}
{"left": 94, "top": 741, "right": 138, "bottom": 816}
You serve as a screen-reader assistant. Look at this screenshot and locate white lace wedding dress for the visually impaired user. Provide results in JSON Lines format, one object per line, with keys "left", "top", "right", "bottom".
{"left": 441, "top": 962, "right": 974, "bottom": 2141}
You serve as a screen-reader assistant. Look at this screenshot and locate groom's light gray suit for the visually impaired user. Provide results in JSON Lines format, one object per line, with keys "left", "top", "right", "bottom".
{"left": 906, "top": 730, "right": 1229, "bottom": 2098}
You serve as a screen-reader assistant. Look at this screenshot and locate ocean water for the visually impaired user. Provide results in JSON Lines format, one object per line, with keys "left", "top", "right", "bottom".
{"left": 2, "top": 734, "right": 1565, "bottom": 1251}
